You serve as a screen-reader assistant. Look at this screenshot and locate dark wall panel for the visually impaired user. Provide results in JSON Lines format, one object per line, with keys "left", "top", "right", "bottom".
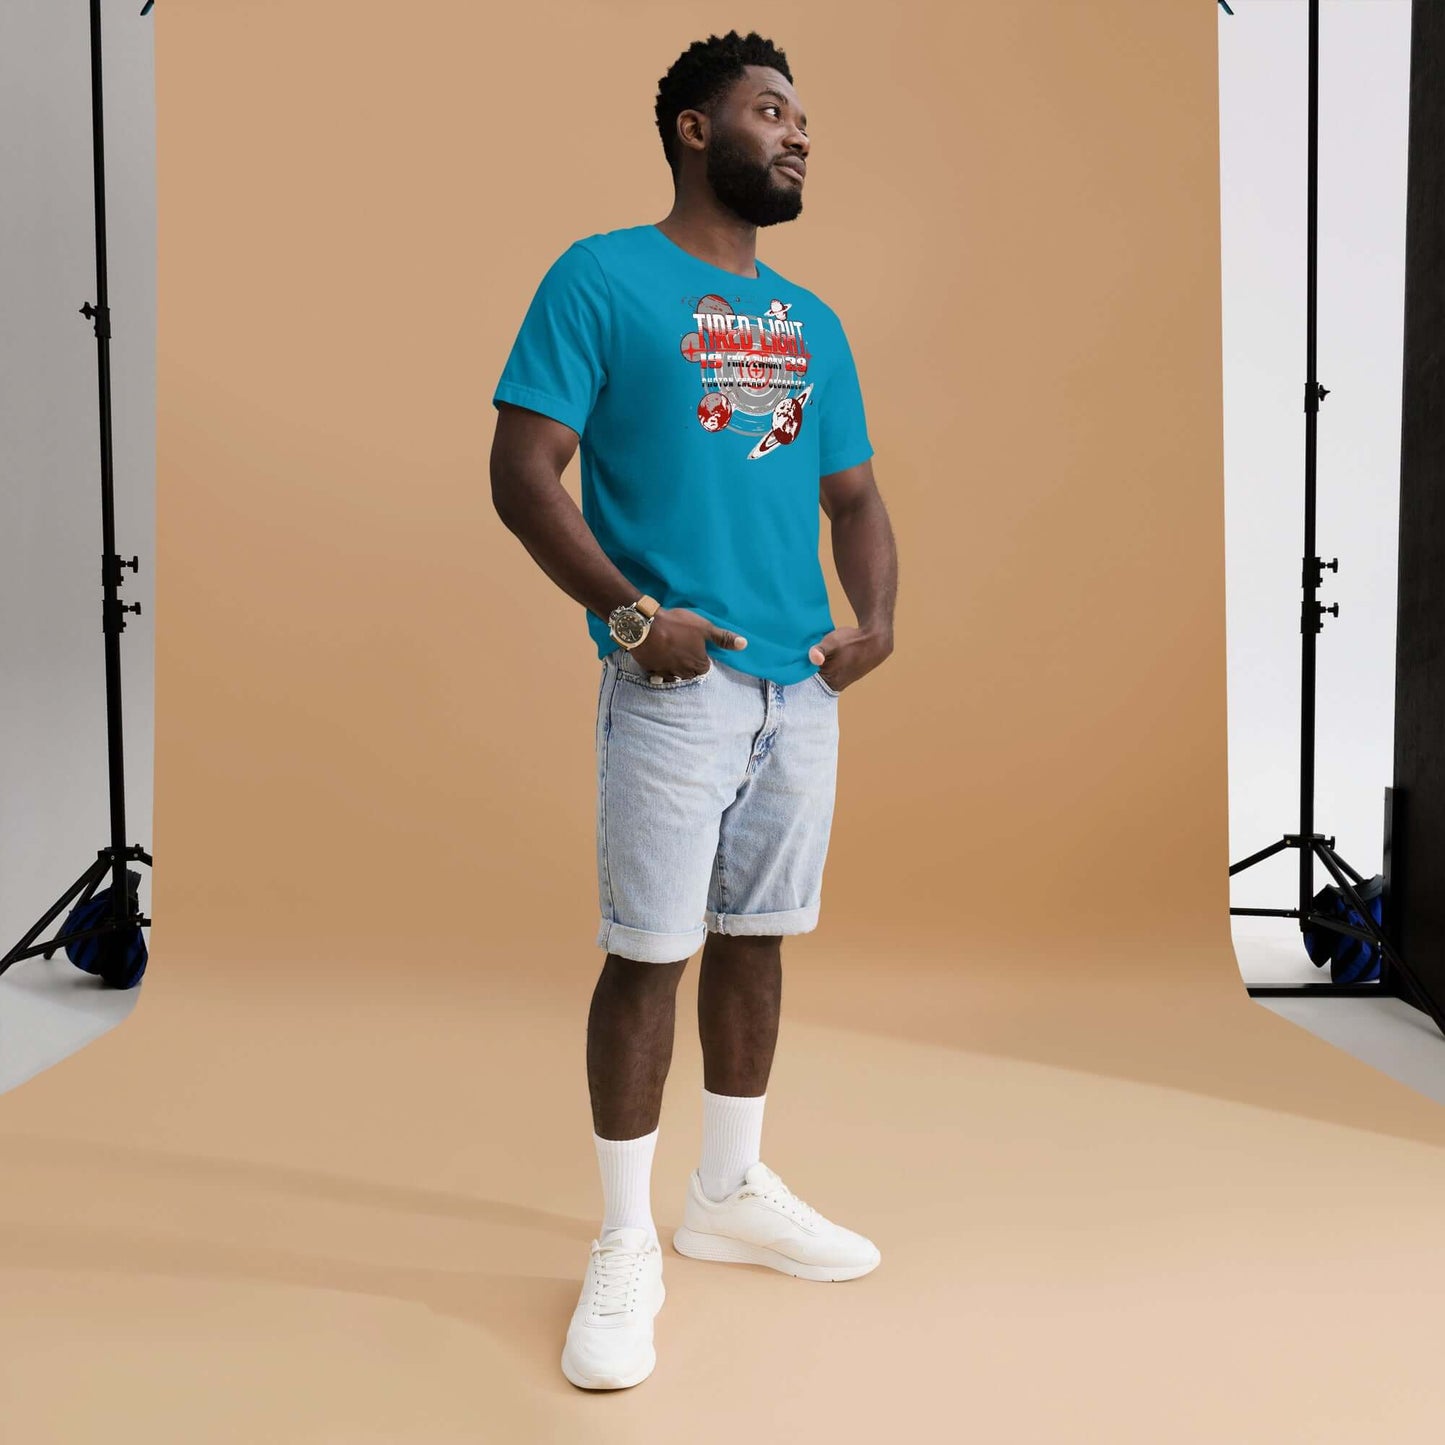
{"left": 1389, "top": 0, "right": 1445, "bottom": 1006}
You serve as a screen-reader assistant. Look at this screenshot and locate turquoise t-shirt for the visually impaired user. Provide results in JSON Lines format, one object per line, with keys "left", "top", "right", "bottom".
{"left": 491, "top": 223, "right": 873, "bottom": 685}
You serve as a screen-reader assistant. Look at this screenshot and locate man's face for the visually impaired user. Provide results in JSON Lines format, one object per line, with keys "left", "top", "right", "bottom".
{"left": 704, "top": 66, "right": 809, "bottom": 228}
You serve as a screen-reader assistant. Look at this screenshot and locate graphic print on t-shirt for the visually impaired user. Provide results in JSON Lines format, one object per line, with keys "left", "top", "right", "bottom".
{"left": 682, "top": 293, "right": 814, "bottom": 461}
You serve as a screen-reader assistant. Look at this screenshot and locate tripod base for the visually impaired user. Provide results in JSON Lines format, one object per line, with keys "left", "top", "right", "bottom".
{"left": 0, "top": 845, "right": 152, "bottom": 981}
{"left": 1248, "top": 982, "right": 1396, "bottom": 998}
{"left": 1230, "top": 831, "right": 1436, "bottom": 1029}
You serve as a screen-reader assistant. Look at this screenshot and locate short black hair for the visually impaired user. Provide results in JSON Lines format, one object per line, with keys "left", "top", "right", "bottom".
{"left": 654, "top": 30, "right": 793, "bottom": 178}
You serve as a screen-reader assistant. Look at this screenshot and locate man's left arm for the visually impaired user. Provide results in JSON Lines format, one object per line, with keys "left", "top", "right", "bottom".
{"left": 812, "top": 459, "right": 897, "bottom": 689}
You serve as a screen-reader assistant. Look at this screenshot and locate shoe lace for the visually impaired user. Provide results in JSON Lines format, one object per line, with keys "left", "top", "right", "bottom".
{"left": 590, "top": 1241, "right": 648, "bottom": 1316}
{"left": 740, "top": 1174, "right": 825, "bottom": 1229}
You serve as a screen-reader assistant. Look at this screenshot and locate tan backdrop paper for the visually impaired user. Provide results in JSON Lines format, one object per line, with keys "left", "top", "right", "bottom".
{"left": 5, "top": 3, "right": 1445, "bottom": 1441}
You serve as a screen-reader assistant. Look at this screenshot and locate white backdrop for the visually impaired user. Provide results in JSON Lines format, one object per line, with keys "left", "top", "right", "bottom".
{"left": 0, "top": 0, "right": 153, "bottom": 1078}
{"left": 1219, "top": 0, "right": 1410, "bottom": 982}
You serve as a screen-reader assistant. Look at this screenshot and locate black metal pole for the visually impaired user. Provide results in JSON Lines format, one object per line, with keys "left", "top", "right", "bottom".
{"left": 85, "top": 0, "right": 135, "bottom": 936}
{"left": 1299, "top": 0, "right": 1319, "bottom": 927}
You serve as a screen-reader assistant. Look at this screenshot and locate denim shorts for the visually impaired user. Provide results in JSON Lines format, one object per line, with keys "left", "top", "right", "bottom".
{"left": 594, "top": 645, "right": 841, "bottom": 963}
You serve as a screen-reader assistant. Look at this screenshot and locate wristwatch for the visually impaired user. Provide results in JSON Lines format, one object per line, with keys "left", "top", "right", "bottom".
{"left": 607, "top": 594, "right": 661, "bottom": 649}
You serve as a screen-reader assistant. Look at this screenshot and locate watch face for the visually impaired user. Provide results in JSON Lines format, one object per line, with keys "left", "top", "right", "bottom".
{"left": 613, "top": 609, "right": 646, "bottom": 646}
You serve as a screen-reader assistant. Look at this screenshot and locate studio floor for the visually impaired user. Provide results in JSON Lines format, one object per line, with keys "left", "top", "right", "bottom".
{"left": 7, "top": 916, "right": 1443, "bottom": 1110}
{"left": 3, "top": 927, "right": 1445, "bottom": 1440}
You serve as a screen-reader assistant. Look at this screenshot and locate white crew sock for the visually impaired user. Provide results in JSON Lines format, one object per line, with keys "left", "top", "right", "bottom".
{"left": 593, "top": 1127, "right": 659, "bottom": 1249}
{"left": 698, "top": 1087, "right": 767, "bottom": 1202}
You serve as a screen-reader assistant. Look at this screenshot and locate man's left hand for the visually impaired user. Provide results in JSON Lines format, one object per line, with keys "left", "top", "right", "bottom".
{"left": 808, "top": 625, "right": 893, "bottom": 693}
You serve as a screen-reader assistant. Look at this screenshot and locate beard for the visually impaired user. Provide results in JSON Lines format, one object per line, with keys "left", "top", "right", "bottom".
{"left": 705, "top": 127, "right": 803, "bottom": 228}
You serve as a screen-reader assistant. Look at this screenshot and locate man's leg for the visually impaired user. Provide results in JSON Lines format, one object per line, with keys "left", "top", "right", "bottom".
{"left": 587, "top": 952, "right": 689, "bottom": 1138}
{"left": 586, "top": 951, "right": 689, "bottom": 1247}
{"left": 694, "top": 932, "right": 781, "bottom": 1200}
{"left": 671, "top": 680, "right": 879, "bottom": 1279}
{"left": 697, "top": 932, "right": 781, "bottom": 1095}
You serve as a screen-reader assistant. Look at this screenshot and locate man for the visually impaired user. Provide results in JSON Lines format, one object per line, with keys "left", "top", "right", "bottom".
{"left": 490, "top": 29, "right": 898, "bottom": 1391}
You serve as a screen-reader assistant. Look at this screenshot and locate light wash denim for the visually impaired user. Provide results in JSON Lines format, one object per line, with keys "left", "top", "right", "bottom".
{"left": 594, "top": 645, "right": 841, "bottom": 963}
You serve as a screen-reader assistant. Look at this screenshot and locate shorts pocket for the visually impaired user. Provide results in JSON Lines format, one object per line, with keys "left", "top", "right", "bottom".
{"left": 813, "top": 670, "right": 841, "bottom": 698}
{"left": 612, "top": 648, "right": 713, "bottom": 690}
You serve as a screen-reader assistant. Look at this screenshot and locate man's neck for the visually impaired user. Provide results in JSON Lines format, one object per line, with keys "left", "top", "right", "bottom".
{"left": 654, "top": 206, "right": 759, "bottom": 279}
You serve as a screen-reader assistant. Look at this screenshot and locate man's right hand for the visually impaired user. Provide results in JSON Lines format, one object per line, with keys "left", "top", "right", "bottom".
{"left": 628, "top": 608, "right": 746, "bottom": 680}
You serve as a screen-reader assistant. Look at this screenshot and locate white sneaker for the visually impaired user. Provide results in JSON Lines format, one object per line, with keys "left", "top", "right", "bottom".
{"left": 672, "top": 1161, "right": 881, "bottom": 1282}
{"left": 560, "top": 1226, "right": 666, "bottom": 1390}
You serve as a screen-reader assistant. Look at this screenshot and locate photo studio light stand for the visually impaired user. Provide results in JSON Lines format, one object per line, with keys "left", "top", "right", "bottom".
{"left": 1226, "top": 0, "right": 1445, "bottom": 1039}
{"left": 1, "top": 0, "right": 154, "bottom": 980}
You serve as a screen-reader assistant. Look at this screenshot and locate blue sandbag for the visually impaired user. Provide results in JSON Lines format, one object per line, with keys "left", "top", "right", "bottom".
{"left": 61, "top": 867, "right": 148, "bottom": 989}
{"left": 1301, "top": 874, "right": 1384, "bottom": 985}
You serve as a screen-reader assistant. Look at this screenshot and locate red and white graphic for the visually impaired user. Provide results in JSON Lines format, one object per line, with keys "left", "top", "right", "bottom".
{"left": 743, "top": 391, "right": 809, "bottom": 460}
{"left": 681, "top": 293, "right": 815, "bottom": 460}
{"left": 697, "top": 391, "right": 733, "bottom": 431}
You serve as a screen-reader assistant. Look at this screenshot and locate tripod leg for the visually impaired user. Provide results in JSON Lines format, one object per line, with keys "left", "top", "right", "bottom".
{"left": 41, "top": 860, "right": 112, "bottom": 960}
{"left": 1313, "top": 844, "right": 1385, "bottom": 950}
{"left": 1229, "top": 837, "right": 1293, "bottom": 875}
{"left": 0, "top": 858, "right": 112, "bottom": 974}
{"left": 1323, "top": 850, "right": 1367, "bottom": 888}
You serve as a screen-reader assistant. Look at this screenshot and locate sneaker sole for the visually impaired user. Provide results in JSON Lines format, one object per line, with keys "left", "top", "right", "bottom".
{"left": 672, "top": 1226, "right": 879, "bottom": 1281}
{"left": 560, "top": 1281, "right": 666, "bottom": 1390}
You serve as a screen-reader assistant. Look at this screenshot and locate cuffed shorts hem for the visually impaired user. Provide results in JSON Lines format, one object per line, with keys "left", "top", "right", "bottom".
{"left": 596, "top": 917, "right": 707, "bottom": 964}
{"left": 704, "top": 899, "right": 821, "bottom": 936}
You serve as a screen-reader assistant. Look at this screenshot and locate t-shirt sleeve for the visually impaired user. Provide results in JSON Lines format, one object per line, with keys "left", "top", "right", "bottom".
{"left": 491, "top": 242, "right": 611, "bottom": 438}
{"left": 818, "top": 314, "right": 873, "bottom": 476}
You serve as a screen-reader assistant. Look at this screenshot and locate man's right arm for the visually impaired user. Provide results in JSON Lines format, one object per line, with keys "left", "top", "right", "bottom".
{"left": 489, "top": 401, "right": 641, "bottom": 626}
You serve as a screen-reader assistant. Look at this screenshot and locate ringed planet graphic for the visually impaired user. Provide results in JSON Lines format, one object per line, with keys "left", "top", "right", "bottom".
{"left": 745, "top": 384, "right": 813, "bottom": 459}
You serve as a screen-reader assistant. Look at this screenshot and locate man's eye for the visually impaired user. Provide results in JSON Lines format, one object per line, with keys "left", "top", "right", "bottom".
{"left": 763, "top": 104, "right": 807, "bottom": 136}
